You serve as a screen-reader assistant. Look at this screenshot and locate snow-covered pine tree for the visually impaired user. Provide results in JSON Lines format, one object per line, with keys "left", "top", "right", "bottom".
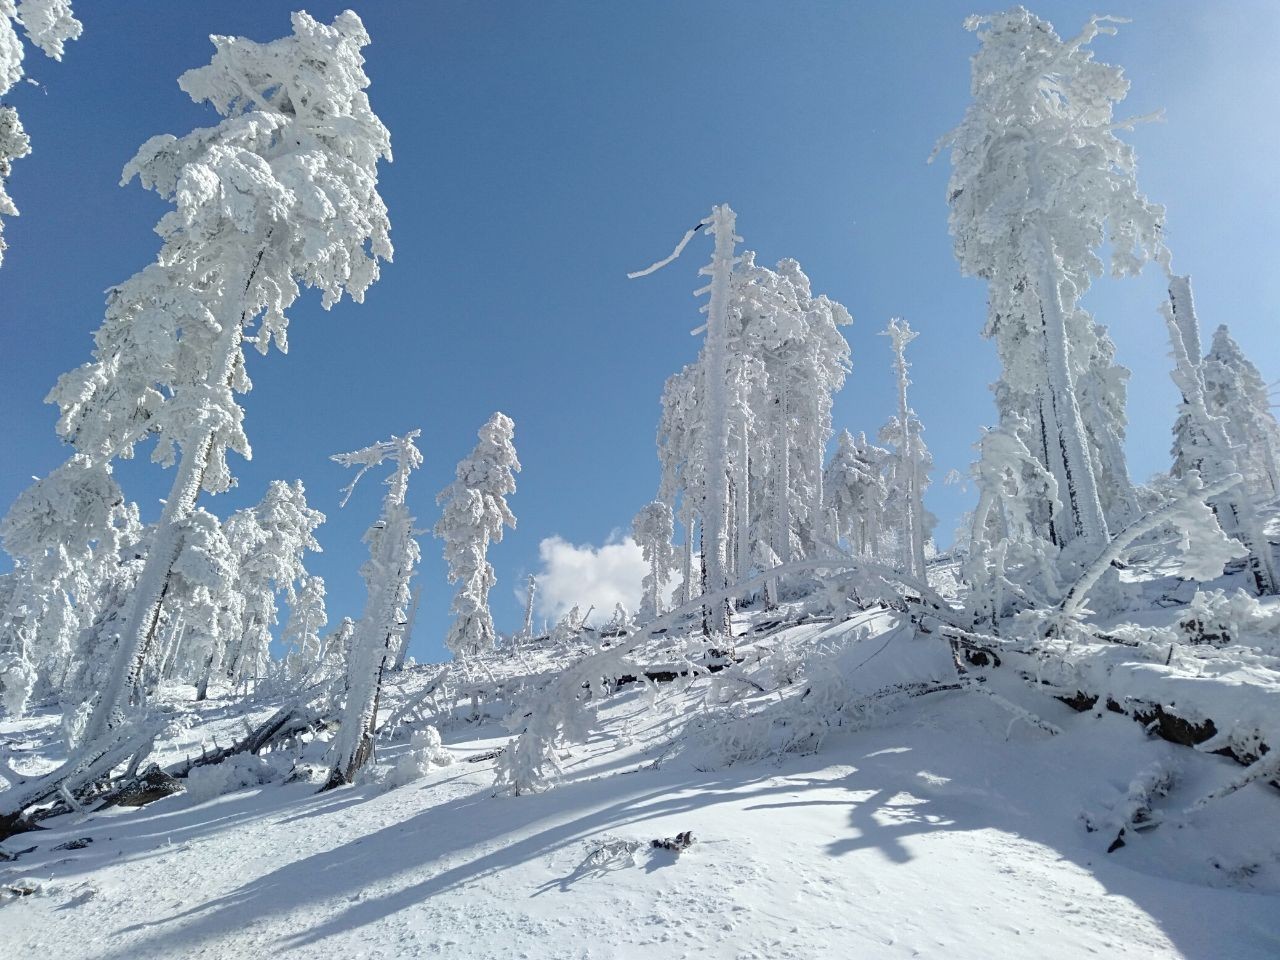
{"left": 435, "top": 412, "right": 520, "bottom": 659}
{"left": 649, "top": 237, "right": 851, "bottom": 611}
{"left": 1163, "top": 277, "right": 1276, "bottom": 594}
{"left": 0, "top": 0, "right": 82, "bottom": 266}
{"left": 221, "top": 480, "right": 325, "bottom": 689}
{"left": 0, "top": 455, "right": 137, "bottom": 715}
{"left": 824, "top": 430, "right": 889, "bottom": 558}
{"left": 632, "top": 500, "right": 675, "bottom": 622}
{"left": 46, "top": 12, "right": 392, "bottom": 744}
{"left": 964, "top": 416, "right": 1062, "bottom": 624}
{"left": 325, "top": 430, "right": 422, "bottom": 789}
{"left": 937, "top": 9, "right": 1165, "bottom": 554}
{"left": 656, "top": 361, "right": 704, "bottom": 607}
{"left": 736, "top": 256, "right": 852, "bottom": 588}
{"left": 1202, "top": 324, "right": 1280, "bottom": 503}
{"left": 878, "top": 319, "right": 934, "bottom": 581}
{"left": 281, "top": 574, "right": 328, "bottom": 683}
{"left": 161, "top": 507, "right": 236, "bottom": 696}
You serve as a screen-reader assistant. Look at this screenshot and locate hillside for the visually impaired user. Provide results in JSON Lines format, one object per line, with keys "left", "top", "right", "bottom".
{"left": 3, "top": 585, "right": 1279, "bottom": 960}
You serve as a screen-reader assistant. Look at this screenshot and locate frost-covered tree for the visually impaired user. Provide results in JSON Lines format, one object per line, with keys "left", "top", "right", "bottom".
{"left": 0, "top": 456, "right": 138, "bottom": 714}
{"left": 48, "top": 12, "right": 392, "bottom": 744}
{"left": 520, "top": 574, "right": 537, "bottom": 642}
{"left": 0, "top": 0, "right": 82, "bottom": 266}
{"left": 824, "top": 430, "right": 889, "bottom": 558}
{"left": 635, "top": 206, "right": 740, "bottom": 631}
{"left": 1201, "top": 325, "right": 1280, "bottom": 502}
{"left": 281, "top": 574, "right": 328, "bottom": 682}
{"left": 937, "top": 9, "right": 1165, "bottom": 552}
{"left": 550, "top": 604, "right": 584, "bottom": 647}
{"left": 964, "top": 415, "right": 1062, "bottom": 624}
{"left": 221, "top": 480, "right": 325, "bottom": 687}
{"left": 656, "top": 361, "right": 704, "bottom": 606}
{"left": 694, "top": 206, "right": 738, "bottom": 631}
{"left": 737, "top": 256, "right": 852, "bottom": 583}
{"left": 162, "top": 507, "right": 236, "bottom": 694}
{"left": 878, "top": 319, "right": 934, "bottom": 581}
{"left": 435, "top": 412, "right": 520, "bottom": 658}
{"left": 325, "top": 430, "right": 422, "bottom": 789}
{"left": 632, "top": 500, "right": 675, "bottom": 622}
{"left": 646, "top": 226, "right": 851, "bottom": 611}
{"left": 1162, "top": 277, "right": 1276, "bottom": 594}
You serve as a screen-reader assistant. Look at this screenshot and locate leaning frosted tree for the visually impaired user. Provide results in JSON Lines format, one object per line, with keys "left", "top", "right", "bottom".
{"left": 41, "top": 11, "right": 392, "bottom": 744}
{"left": 0, "top": 0, "right": 82, "bottom": 266}
{"left": 937, "top": 9, "right": 1165, "bottom": 558}
{"left": 435, "top": 412, "right": 520, "bottom": 658}
{"left": 325, "top": 430, "right": 423, "bottom": 789}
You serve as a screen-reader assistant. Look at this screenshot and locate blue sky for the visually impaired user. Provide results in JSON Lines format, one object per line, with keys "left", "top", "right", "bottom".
{"left": 2, "top": 2, "right": 1277, "bottom": 662}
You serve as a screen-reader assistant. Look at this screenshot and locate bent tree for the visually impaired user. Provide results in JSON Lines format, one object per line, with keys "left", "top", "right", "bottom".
{"left": 39, "top": 11, "right": 395, "bottom": 744}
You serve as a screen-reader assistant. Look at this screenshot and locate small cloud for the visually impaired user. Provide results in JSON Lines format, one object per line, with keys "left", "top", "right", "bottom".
{"left": 532, "top": 534, "right": 648, "bottom": 625}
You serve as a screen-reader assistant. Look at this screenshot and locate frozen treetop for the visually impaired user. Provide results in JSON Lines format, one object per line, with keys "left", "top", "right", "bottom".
{"left": 44, "top": 10, "right": 394, "bottom": 494}
{"left": 441, "top": 412, "right": 520, "bottom": 535}
{"left": 333, "top": 429, "right": 423, "bottom": 507}
{"left": 122, "top": 8, "right": 393, "bottom": 343}
{"left": 7, "top": 1, "right": 80, "bottom": 63}
{"left": 0, "top": 1, "right": 82, "bottom": 265}
{"left": 938, "top": 6, "right": 1167, "bottom": 285}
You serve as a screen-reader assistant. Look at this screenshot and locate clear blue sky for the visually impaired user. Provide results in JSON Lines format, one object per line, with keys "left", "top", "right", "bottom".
{"left": 2, "top": 2, "right": 1277, "bottom": 662}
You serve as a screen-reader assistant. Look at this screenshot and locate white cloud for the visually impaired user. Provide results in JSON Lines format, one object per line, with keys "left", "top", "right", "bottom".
{"left": 531, "top": 532, "right": 647, "bottom": 626}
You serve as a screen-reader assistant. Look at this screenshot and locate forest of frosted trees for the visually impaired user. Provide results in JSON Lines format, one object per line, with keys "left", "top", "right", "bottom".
{"left": 1, "top": 5, "right": 1278, "bottom": 849}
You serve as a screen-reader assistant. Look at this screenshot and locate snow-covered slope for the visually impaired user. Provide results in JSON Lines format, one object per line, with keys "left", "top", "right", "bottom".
{"left": 3, "top": 612, "right": 1278, "bottom": 960}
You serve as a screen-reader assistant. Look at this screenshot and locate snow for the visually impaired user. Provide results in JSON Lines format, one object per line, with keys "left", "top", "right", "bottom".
{"left": 3, "top": 608, "right": 1279, "bottom": 959}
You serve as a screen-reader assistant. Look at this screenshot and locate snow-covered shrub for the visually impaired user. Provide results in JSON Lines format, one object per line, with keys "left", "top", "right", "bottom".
{"left": 1179, "top": 590, "right": 1280, "bottom": 650}
{"left": 494, "top": 642, "right": 626, "bottom": 795}
{"left": 59, "top": 698, "right": 94, "bottom": 750}
{"left": 182, "top": 753, "right": 277, "bottom": 805}
{"left": 1082, "top": 759, "right": 1177, "bottom": 851}
{"left": 550, "top": 606, "right": 584, "bottom": 648}
{"left": 0, "top": 655, "right": 36, "bottom": 716}
{"left": 379, "top": 726, "right": 452, "bottom": 790}
{"left": 693, "top": 622, "right": 953, "bottom": 768}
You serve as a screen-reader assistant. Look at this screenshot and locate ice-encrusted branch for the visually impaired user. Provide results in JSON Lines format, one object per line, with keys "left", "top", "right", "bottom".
{"left": 626, "top": 221, "right": 704, "bottom": 279}
{"left": 1059, "top": 472, "right": 1246, "bottom": 619}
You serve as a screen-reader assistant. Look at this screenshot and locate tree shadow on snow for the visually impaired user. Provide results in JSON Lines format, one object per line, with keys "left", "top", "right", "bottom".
{"left": 83, "top": 692, "right": 1280, "bottom": 960}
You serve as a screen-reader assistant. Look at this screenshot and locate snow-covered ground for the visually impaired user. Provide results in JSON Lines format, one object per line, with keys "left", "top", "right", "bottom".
{"left": 3, "top": 611, "right": 1278, "bottom": 960}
